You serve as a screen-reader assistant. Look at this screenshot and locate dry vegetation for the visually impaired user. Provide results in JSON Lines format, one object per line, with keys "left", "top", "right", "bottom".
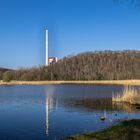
{"left": 0, "top": 80, "right": 140, "bottom": 86}
{"left": 112, "top": 86, "right": 140, "bottom": 105}
{"left": 0, "top": 51, "right": 140, "bottom": 81}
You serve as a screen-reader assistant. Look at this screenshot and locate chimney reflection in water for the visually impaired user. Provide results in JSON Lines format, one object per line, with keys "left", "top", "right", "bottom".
{"left": 45, "top": 86, "right": 57, "bottom": 136}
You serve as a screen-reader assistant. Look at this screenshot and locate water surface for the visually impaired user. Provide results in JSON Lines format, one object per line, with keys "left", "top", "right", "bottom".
{"left": 0, "top": 84, "right": 139, "bottom": 140}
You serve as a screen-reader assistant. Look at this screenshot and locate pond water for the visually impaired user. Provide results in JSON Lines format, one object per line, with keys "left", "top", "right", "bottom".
{"left": 0, "top": 84, "right": 139, "bottom": 140}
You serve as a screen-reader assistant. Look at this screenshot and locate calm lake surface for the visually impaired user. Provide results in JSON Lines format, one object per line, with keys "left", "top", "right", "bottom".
{"left": 0, "top": 84, "right": 139, "bottom": 140}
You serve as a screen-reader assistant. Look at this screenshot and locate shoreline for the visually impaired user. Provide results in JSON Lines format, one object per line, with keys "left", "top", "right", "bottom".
{"left": 0, "top": 80, "right": 140, "bottom": 86}
{"left": 62, "top": 119, "right": 140, "bottom": 140}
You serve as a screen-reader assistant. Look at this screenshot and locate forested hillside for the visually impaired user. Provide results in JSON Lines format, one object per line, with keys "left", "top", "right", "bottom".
{"left": 47, "top": 51, "right": 140, "bottom": 80}
{"left": 0, "top": 68, "right": 10, "bottom": 72}
{"left": 1, "top": 51, "right": 140, "bottom": 81}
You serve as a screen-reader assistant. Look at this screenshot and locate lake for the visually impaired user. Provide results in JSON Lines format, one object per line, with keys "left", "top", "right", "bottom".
{"left": 0, "top": 84, "right": 139, "bottom": 140}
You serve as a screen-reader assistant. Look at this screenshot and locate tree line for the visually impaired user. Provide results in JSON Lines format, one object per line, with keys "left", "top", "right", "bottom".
{"left": 0, "top": 50, "right": 140, "bottom": 82}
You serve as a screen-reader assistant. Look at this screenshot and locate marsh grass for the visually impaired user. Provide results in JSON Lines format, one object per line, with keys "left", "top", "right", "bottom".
{"left": 0, "top": 80, "right": 140, "bottom": 86}
{"left": 112, "top": 86, "right": 140, "bottom": 105}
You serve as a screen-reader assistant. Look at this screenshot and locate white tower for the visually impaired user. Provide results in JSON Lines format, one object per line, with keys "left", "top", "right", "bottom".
{"left": 46, "top": 30, "right": 49, "bottom": 66}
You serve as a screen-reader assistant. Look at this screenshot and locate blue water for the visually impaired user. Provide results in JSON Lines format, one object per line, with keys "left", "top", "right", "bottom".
{"left": 0, "top": 84, "right": 139, "bottom": 140}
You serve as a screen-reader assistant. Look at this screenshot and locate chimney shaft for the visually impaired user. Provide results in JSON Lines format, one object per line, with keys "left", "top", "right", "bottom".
{"left": 46, "top": 30, "right": 48, "bottom": 66}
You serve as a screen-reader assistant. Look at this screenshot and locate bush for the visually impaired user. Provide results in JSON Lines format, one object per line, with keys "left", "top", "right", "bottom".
{"left": 3, "top": 71, "right": 13, "bottom": 82}
{"left": 0, "top": 72, "right": 3, "bottom": 80}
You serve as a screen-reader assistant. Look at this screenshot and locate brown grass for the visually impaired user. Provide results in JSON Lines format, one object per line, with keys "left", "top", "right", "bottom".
{"left": 112, "top": 86, "right": 140, "bottom": 105}
{"left": 0, "top": 80, "right": 140, "bottom": 86}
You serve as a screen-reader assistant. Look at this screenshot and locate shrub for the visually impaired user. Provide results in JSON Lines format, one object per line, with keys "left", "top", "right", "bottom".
{"left": 3, "top": 71, "right": 13, "bottom": 82}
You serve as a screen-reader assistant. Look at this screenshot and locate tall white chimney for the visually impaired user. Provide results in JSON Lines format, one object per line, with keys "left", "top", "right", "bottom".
{"left": 46, "top": 30, "right": 49, "bottom": 66}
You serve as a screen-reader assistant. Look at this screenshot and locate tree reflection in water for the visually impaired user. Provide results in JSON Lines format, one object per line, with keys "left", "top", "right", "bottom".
{"left": 61, "top": 98, "right": 140, "bottom": 113}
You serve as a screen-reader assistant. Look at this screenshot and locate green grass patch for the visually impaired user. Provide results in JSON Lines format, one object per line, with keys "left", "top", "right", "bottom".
{"left": 62, "top": 119, "right": 140, "bottom": 140}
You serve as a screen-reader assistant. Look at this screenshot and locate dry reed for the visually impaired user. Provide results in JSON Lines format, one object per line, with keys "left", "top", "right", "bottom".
{"left": 112, "top": 86, "right": 140, "bottom": 105}
{"left": 0, "top": 80, "right": 140, "bottom": 86}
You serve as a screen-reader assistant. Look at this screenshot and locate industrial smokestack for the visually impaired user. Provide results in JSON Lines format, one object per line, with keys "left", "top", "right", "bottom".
{"left": 46, "top": 30, "right": 48, "bottom": 66}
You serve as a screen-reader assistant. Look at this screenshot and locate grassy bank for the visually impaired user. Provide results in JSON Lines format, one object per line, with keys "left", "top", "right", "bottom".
{"left": 0, "top": 80, "right": 140, "bottom": 86}
{"left": 62, "top": 119, "right": 140, "bottom": 140}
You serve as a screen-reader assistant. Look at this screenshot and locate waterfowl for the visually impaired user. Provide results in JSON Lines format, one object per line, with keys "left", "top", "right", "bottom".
{"left": 100, "top": 111, "right": 107, "bottom": 121}
{"left": 100, "top": 116, "right": 106, "bottom": 121}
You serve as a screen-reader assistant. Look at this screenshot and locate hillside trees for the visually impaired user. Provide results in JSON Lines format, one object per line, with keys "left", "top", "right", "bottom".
{"left": 0, "top": 51, "right": 140, "bottom": 81}
{"left": 46, "top": 51, "right": 140, "bottom": 80}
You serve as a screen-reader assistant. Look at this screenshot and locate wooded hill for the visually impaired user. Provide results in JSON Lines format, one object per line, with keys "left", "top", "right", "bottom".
{"left": 1, "top": 51, "right": 140, "bottom": 81}
{"left": 0, "top": 67, "right": 10, "bottom": 72}
{"left": 48, "top": 51, "right": 140, "bottom": 80}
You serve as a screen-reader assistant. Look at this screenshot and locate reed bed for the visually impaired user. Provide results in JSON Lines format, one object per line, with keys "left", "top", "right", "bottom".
{"left": 112, "top": 86, "right": 140, "bottom": 105}
{"left": 0, "top": 80, "right": 140, "bottom": 86}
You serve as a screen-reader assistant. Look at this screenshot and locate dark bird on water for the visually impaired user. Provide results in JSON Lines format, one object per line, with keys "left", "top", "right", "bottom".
{"left": 100, "top": 111, "right": 107, "bottom": 121}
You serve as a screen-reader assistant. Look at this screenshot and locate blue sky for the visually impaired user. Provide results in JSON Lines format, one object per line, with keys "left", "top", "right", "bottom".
{"left": 0, "top": 0, "right": 140, "bottom": 68}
